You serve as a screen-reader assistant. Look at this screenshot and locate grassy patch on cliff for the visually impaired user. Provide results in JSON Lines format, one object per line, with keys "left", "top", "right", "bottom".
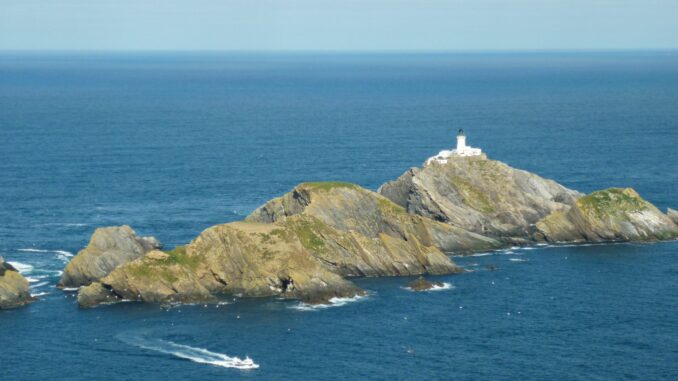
{"left": 301, "top": 182, "right": 358, "bottom": 192}
{"left": 296, "top": 223, "right": 326, "bottom": 252}
{"left": 378, "top": 197, "right": 406, "bottom": 216}
{"left": 164, "top": 246, "right": 201, "bottom": 269}
{"left": 126, "top": 246, "right": 199, "bottom": 283}
{"left": 578, "top": 188, "right": 648, "bottom": 216}
{"left": 451, "top": 176, "right": 495, "bottom": 213}
{"left": 282, "top": 217, "right": 334, "bottom": 254}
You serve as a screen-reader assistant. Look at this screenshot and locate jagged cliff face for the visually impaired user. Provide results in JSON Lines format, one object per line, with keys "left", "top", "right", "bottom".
{"left": 0, "top": 257, "right": 33, "bottom": 309}
{"left": 59, "top": 225, "right": 162, "bottom": 289}
{"left": 379, "top": 155, "right": 582, "bottom": 241}
{"left": 536, "top": 188, "right": 678, "bottom": 242}
{"left": 246, "top": 182, "right": 501, "bottom": 255}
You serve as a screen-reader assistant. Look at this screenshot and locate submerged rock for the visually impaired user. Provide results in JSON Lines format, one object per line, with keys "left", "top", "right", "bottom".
{"left": 378, "top": 155, "right": 582, "bottom": 241}
{"left": 0, "top": 257, "right": 33, "bottom": 309}
{"left": 407, "top": 276, "right": 444, "bottom": 291}
{"left": 536, "top": 188, "right": 678, "bottom": 242}
{"left": 59, "top": 225, "right": 162, "bottom": 289}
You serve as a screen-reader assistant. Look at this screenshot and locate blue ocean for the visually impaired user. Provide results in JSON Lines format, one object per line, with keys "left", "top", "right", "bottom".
{"left": 1, "top": 52, "right": 677, "bottom": 380}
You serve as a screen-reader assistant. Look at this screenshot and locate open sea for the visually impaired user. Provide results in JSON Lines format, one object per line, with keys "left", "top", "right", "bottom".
{"left": 0, "top": 52, "right": 677, "bottom": 380}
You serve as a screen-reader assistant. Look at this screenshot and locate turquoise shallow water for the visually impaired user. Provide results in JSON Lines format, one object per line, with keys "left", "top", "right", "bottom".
{"left": 0, "top": 52, "right": 677, "bottom": 380}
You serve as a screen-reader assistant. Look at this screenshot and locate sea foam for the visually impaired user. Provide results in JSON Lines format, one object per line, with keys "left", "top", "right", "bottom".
{"left": 18, "top": 248, "right": 73, "bottom": 256}
{"left": 7, "top": 261, "right": 33, "bottom": 274}
{"left": 289, "top": 294, "right": 367, "bottom": 311}
{"left": 427, "top": 282, "right": 454, "bottom": 291}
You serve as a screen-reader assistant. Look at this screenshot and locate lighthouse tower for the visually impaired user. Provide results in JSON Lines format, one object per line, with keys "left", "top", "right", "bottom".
{"left": 456, "top": 129, "right": 467, "bottom": 151}
{"left": 425, "top": 129, "right": 483, "bottom": 165}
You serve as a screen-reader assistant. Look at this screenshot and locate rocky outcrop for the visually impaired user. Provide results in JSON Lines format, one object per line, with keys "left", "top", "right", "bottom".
{"left": 79, "top": 221, "right": 364, "bottom": 307}
{"left": 59, "top": 225, "right": 162, "bottom": 289}
{"left": 407, "top": 277, "right": 444, "bottom": 291}
{"left": 247, "top": 182, "right": 501, "bottom": 261}
{"left": 0, "top": 257, "right": 33, "bottom": 309}
{"left": 536, "top": 188, "right": 678, "bottom": 242}
{"left": 77, "top": 182, "right": 502, "bottom": 307}
{"left": 69, "top": 165, "right": 677, "bottom": 308}
{"left": 379, "top": 155, "right": 582, "bottom": 242}
{"left": 667, "top": 208, "right": 678, "bottom": 226}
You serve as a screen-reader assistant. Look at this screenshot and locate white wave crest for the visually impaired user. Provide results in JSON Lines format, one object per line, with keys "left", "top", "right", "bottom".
{"left": 30, "top": 281, "right": 49, "bottom": 289}
{"left": 36, "top": 223, "right": 87, "bottom": 227}
{"left": 122, "top": 336, "right": 258, "bottom": 370}
{"left": 470, "top": 252, "right": 493, "bottom": 257}
{"left": 18, "top": 248, "right": 51, "bottom": 253}
{"left": 18, "top": 248, "right": 73, "bottom": 256}
{"left": 405, "top": 282, "right": 454, "bottom": 292}
{"left": 26, "top": 275, "right": 48, "bottom": 283}
{"left": 428, "top": 282, "right": 454, "bottom": 291}
{"left": 31, "top": 291, "right": 49, "bottom": 297}
{"left": 7, "top": 261, "right": 33, "bottom": 274}
{"left": 289, "top": 294, "right": 367, "bottom": 311}
{"left": 509, "top": 258, "right": 528, "bottom": 262}
{"left": 61, "top": 287, "right": 80, "bottom": 292}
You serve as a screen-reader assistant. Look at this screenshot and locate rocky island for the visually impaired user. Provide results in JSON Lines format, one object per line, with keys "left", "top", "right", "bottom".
{"left": 61, "top": 131, "right": 678, "bottom": 308}
{"left": 0, "top": 257, "right": 33, "bottom": 310}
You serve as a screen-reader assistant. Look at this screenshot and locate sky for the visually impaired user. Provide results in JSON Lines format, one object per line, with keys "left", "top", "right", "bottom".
{"left": 1, "top": 0, "right": 677, "bottom": 51}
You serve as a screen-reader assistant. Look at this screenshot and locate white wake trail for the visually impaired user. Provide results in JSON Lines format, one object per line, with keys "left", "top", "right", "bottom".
{"left": 120, "top": 334, "right": 259, "bottom": 370}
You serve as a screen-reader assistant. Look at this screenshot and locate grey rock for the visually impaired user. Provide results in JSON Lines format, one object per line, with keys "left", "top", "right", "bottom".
{"left": 379, "top": 155, "right": 582, "bottom": 241}
{"left": 59, "top": 225, "right": 162, "bottom": 289}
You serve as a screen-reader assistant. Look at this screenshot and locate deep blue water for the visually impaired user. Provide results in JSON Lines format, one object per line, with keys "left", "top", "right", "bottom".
{"left": 1, "top": 52, "right": 677, "bottom": 380}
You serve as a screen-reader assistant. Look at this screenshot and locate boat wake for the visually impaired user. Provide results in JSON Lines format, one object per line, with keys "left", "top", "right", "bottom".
{"left": 119, "top": 334, "right": 259, "bottom": 370}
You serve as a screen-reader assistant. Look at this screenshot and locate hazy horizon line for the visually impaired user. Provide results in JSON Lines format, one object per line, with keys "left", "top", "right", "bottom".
{"left": 2, "top": 48, "right": 677, "bottom": 55}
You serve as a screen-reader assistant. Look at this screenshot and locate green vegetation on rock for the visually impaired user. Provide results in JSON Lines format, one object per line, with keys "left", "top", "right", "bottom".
{"left": 164, "top": 246, "right": 200, "bottom": 269}
{"left": 536, "top": 187, "right": 678, "bottom": 242}
{"left": 577, "top": 188, "right": 648, "bottom": 217}
{"left": 377, "top": 197, "right": 406, "bottom": 215}
{"left": 451, "top": 175, "right": 495, "bottom": 213}
{"left": 300, "top": 182, "right": 358, "bottom": 192}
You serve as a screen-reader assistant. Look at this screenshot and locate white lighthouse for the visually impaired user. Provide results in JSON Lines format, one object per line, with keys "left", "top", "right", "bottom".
{"left": 456, "top": 129, "right": 467, "bottom": 151}
{"left": 426, "top": 129, "right": 483, "bottom": 165}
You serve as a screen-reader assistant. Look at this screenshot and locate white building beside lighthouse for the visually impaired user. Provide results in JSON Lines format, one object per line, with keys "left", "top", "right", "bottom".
{"left": 426, "top": 129, "right": 483, "bottom": 165}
